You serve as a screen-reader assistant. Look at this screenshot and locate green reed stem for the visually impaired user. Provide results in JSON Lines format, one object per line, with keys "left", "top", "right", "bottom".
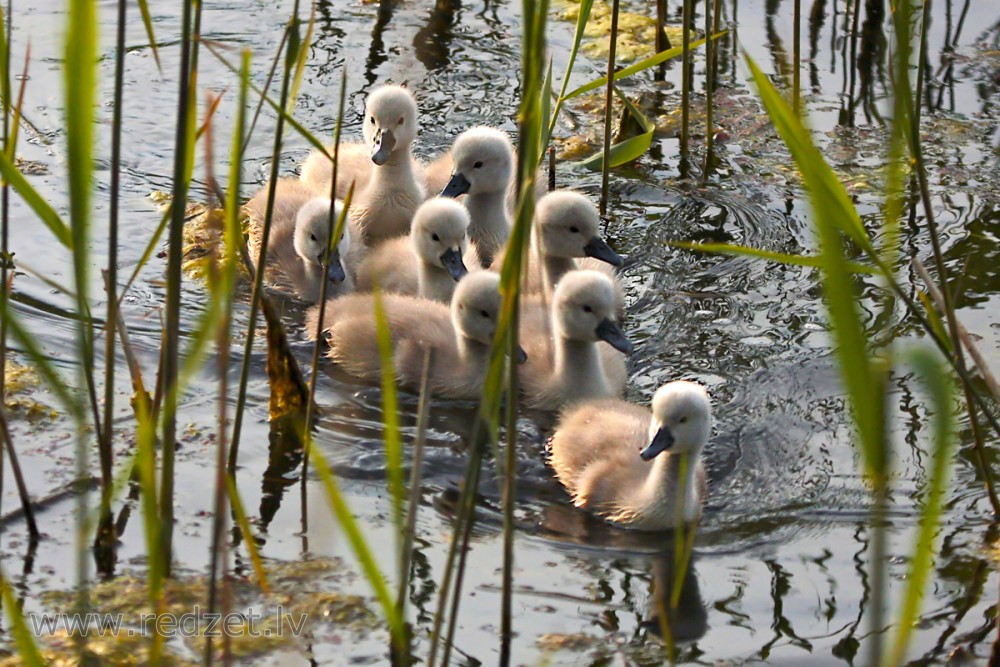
{"left": 793, "top": 0, "right": 801, "bottom": 114}
{"left": 704, "top": 0, "right": 721, "bottom": 172}
{"left": 301, "top": 68, "right": 347, "bottom": 536}
{"left": 499, "top": 317, "right": 519, "bottom": 667}
{"left": 229, "top": 2, "right": 302, "bottom": 472}
{"left": 0, "top": 0, "right": 12, "bottom": 532}
{"left": 161, "top": 0, "right": 198, "bottom": 576}
{"left": 655, "top": 0, "right": 668, "bottom": 81}
{"left": 95, "top": 0, "right": 128, "bottom": 560}
{"left": 599, "top": 0, "right": 619, "bottom": 216}
{"left": 680, "top": 0, "right": 692, "bottom": 172}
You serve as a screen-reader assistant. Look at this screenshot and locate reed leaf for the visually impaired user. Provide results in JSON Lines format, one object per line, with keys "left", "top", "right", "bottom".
{"left": 0, "top": 571, "right": 45, "bottom": 667}
{"left": 287, "top": 4, "right": 314, "bottom": 113}
{"left": 745, "top": 53, "right": 885, "bottom": 477}
{"left": 672, "top": 241, "right": 878, "bottom": 274}
{"left": 116, "top": 206, "right": 170, "bottom": 309}
{"left": 5, "top": 42, "right": 27, "bottom": 163}
{"left": 135, "top": 0, "right": 160, "bottom": 70}
{"left": 544, "top": 0, "right": 593, "bottom": 152}
{"left": 565, "top": 33, "right": 724, "bottom": 100}
{"left": 225, "top": 475, "right": 271, "bottom": 593}
{"left": 885, "top": 346, "right": 955, "bottom": 667}
{"left": 580, "top": 85, "right": 654, "bottom": 170}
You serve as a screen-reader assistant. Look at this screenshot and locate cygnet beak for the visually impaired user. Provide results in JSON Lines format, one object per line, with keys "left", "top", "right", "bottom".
{"left": 371, "top": 128, "right": 396, "bottom": 165}
{"left": 440, "top": 172, "right": 472, "bottom": 198}
{"left": 583, "top": 236, "right": 623, "bottom": 267}
{"left": 595, "top": 317, "right": 633, "bottom": 354}
{"left": 439, "top": 247, "right": 468, "bottom": 281}
{"left": 640, "top": 426, "right": 675, "bottom": 461}
{"left": 326, "top": 254, "right": 347, "bottom": 284}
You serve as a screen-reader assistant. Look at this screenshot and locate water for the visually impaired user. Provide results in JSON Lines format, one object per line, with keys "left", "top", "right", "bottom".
{"left": 2, "top": 0, "right": 999, "bottom": 664}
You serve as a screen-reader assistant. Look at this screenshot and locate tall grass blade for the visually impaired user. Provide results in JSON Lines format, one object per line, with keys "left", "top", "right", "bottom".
{"left": 885, "top": 347, "right": 955, "bottom": 667}
{"left": 0, "top": 152, "right": 71, "bottom": 247}
{"left": 225, "top": 475, "right": 270, "bottom": 593}
{"left": 599, "top": 0, "right": 619, "bottom": 215}
{"left": 135, "top": 0, "right": 160, "bottom": 71}
{"left": 0, "top": 570, "right": 45, "bottom": 666}
{"left": 672, "top": 241, "right": 877, "bottom": 273}
{"left": 544, "top": 0, "right": 593, "bottom": 151}
{"left": 373, "top": 288, "right": 404, "bottom": 561}
{"left": 0, "top": 406, "right": 38, "bottom": 538}
{"left": 287, "top": 3, "right": 314, "bottom": 112}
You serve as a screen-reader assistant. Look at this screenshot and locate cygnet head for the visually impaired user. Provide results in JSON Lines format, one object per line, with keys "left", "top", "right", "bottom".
{"left": 293, "top": 198, "right": 352, "bottom": 284}
{"left": 440, "top": 127, "right": 514, "bottom": 198}
{"left": 641, "top": 381, "right": 712, "bottom": 461}
{"left": 411, "top": 198, "right": 470, "bottom": 281}
{"left": 450, "top": 271, "right": 527, "bottom": 361}
{"left": 535, "top": 191, "right": 622, "bottom": 266}
{"left": 551, "top": 270, "right": 633, "bottom": 354}
{"left": 362, "top": 85, "right": 419, "bottom": 165}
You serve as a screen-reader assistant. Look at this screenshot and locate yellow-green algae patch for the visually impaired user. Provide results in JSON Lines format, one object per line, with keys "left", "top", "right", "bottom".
{"left": 555, "top": 0, "right": 686, "bottom": 62}
{"left": 25, "top": 558, "right": 381, "bottom": 665}
{"left": 3, "top": 359, "right": 57, "bottom": 422}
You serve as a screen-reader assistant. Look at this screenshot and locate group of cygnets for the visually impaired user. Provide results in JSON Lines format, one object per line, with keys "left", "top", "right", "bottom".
{"left": 245, "top": 84, "right": 713, "bottom": 532}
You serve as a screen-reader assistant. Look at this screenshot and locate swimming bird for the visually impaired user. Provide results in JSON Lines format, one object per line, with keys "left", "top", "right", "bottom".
{"left": 299, "top": 84, "right": 426, "bottom": 244}
{"left": 519, "top": 270, "right": 632, "bottom": 410}
{"left": 354, "top": 197, "right": 476, "bottom": 302}
{"left": 490, "top": 191, "right": 624, "bottom": 309}
{"left": 435, "top": 127, "right": 514, "bottom": 266}
{"left": 548, "top": 381, "right": 712, "bottom": 531}
{"left": 246, "top": 178, "right": 356, "bottom": 303}
{"left": 306, "top": 271, "right": 524, "bottom": 398}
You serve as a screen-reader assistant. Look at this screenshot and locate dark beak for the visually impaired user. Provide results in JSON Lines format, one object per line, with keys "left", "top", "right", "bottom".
{"left": 514, "top": 345, "right": 528, "bottom": 364}
{"left": 440, "top": 172, "right": 472, "bottom": 198}
{"left": 326, "top": 253, "right": 346, "bottom": 284}
{"left": 439, "top": 247, "right": 468, "bottom": 281}
{"left": 595, "top": 317, "right": 633, "bottom": 354}
{"left": 583, "top": 236, "right": 623, "bottom": 267}
{"left": 640, "top": 426, "right": 675, "bottom": 461}
{"left": 371, "top": 128, "right": 396, "bottom": 165}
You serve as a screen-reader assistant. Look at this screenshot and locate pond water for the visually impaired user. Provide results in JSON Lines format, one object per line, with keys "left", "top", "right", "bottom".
{"left": 2, "top": 0, "right": 1000, "bottom": 664}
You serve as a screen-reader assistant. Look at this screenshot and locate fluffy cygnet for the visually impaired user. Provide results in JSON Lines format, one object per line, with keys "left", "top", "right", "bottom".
{"left": 355, "top": 198, "right": 477, "bottom": 302}
{"left": 548, "top": 381, "right": 712, "bottom": 531}
{"left": 246, "top": 178, "right": 356, "bottom": 303}
{"left": 299, "top": 84, "right": 426, "bottom": 244}
{"left": 518, "top": 270, "right": 632, "bottom": 411}
{"left": 305, "top": 271, "right": 524, "bottom": 398}
{"left": 436, "top": 127, "right": 514, "bottom": 266}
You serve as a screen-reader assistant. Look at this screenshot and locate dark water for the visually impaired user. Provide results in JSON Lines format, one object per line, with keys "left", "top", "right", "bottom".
{"left": 2, "top": 0, "right": 1000, "bottom": 664}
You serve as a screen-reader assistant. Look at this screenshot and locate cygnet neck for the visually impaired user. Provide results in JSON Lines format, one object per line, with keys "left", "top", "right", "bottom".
{"left": 540, "top": 254, "right": 577, "bottom": 297}
{"left": 369, "top": 146, "right": 416, "bottom": 187}
{"left": 553, "top": 335, "right": 608, "bottom": 399}
{"left": 417, "top": 261, "right": 456, "bottom": 302}
{"left": 299, "top": 259, "right": 322, "bottom": 302}
{"left": 464, "top": 189, "right": 510, "bottom": 264}
{"left": 648, "top": 451, "right": 701, "bottom": 521}
{"left": 456, "top": 329, "right": 490, "bottom": 366}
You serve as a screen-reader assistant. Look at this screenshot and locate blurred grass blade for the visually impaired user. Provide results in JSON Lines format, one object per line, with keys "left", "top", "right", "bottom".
{"left": 744, "top": 53, "right": 874, "bottom": 257}
{"left": 136, "top": 0, "right": 160, "bottom": 71}
{"left": 916, "top": 290, "right": 951, "bottom": 355}
{"left": 580, "top": 86, "right": 653, "bottom": 170}
{"left": 886, "top": 347, "right": 955, "bottom": 666}
{"left": 745, "top": 52, "right": 883, "bottom": 474}
{"left": 307, "top": 439, "right": 405, "bottom": 649}
{"left": 544, "top": 0, "right": 592, "bottom": 150}
{"left": 287, "top": 3, "right": 314, "bottom": 112}
{"left": 0, "top": 152, "right": 71, "bottom": 247}
{"left": 5, "top": 42, "right": 28, "bottom": 162}
{"left": 672, "top": 241, "right": 878, "bottom": 273}
{"left": 225, "top": 475, "right": 271, "bottom": 593}
{"left": 116, "top": 205, "right": 170, "bottom": 308}
{"left": 0, "top": 571, "right": 45, "bottom": 667}
{"left": 565, "top": 33, "right": 723, "bottom": 100}
{"left": 373, "top": 287, "right": 404, "bottom": 561}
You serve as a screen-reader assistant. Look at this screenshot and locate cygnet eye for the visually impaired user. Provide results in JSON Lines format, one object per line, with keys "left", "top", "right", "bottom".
{"left": 310, "top": 233, "right": 318, "bottom": 242}
{"left": 582, "top": 305, "right": 593, "bottom": 313}
{"left": 369, "top": 115, "right": 375, "bottom": 124}
{"left": 398, "top": 116, "right": 404, "bottom": 125}
{"left": 679, "top": 416, "right": 688, "bottom": 424}
{"left": 473, "top": 161, "right": 483, "bottom": 169}
{"left": 431, "top": 233, "right": 440, "bottom": 242}
{"left": 480, "top": 310, "right": 490, "bottom": 318}
{"left": 569, "top": 226, "right": 580, "bottom": 234}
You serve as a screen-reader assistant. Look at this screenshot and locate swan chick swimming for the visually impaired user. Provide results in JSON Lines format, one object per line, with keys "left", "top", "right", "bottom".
{"left": 300, "top": 84, "right": 426, "bottom": 243}
{"left": 438, "top": 127, "right": 514, "bottom": 266}
{"left": 355, "top": 197, "right": 472, "bottom": 302}
{"left": 519, "top": 270, "right": 632, "bottom": 410}
{"left": 246, "top": 178, "right": 355, "bottom": 303}
{"left": 306, "top": 271, "right": 524, "bottom": 398}
{"left": 548, "top": 380, "right": 712, "bottom": 531}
